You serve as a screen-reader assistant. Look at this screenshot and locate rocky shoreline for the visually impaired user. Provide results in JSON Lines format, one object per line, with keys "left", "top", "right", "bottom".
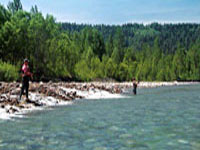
{"left": 0, "top": 81, "right": 198, "bottom": 119}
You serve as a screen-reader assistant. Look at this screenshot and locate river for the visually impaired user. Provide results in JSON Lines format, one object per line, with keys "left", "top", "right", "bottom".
{"left": 0, "top": 84, "right": 200, "bottom": 150}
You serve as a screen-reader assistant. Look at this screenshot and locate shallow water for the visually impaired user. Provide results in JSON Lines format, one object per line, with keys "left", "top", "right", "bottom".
{"left": 0, "top": 85, "right": 200, "bottom": 150}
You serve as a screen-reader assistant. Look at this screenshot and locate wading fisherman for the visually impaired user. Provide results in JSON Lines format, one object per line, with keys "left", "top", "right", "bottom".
{"left": 19, "top": 59, "right": 33, "bottom": 102}
{"left": 132, "top": 78, "right": 139, "bottom": 95}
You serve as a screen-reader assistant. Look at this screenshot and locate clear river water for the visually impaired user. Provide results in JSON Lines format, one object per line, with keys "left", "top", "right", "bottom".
{"left": 0, "top": 84, "right": 200, "bottom": 150}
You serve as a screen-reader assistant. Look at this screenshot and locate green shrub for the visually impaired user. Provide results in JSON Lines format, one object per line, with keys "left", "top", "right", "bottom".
{"left": 74, "top": 60, "right": 93, "bottom": 81}
{"left": 0, "top": 60, "right": 19, "bottom": 81}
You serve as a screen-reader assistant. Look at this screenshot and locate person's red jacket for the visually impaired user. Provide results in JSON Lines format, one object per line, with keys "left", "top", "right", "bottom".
{"left": 21, "top": 64, "right": 32, "bottom": 77}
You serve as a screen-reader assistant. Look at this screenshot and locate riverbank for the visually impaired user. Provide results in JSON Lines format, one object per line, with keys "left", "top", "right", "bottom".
{"left": 0, "top": 81, "right": 198, "bottom": 120}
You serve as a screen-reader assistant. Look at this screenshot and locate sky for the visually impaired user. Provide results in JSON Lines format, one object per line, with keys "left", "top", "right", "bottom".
{"left": 1, "top": 0, "right": 200, "bottom": 25}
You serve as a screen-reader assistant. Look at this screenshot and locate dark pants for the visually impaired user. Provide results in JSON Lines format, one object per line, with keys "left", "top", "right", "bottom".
{"left": 133, "top": 86, "right": 137, "bottom": 95}
{"left": 19, "top": 76, "right": 29, "bottom": 100}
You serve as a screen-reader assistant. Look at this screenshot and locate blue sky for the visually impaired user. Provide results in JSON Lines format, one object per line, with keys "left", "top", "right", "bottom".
{"left": 1, "top": 0, "right": 200, "bottom": 24}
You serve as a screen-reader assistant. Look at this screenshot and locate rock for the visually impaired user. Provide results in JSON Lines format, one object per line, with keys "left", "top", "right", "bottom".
{"left": 29, "top": 83, "right": 39, "bottom": 92}
{"left": 10, "top": 98, "right": 19, "bottom": 106}
{"left": 0, "top": 82, "right": 125, "bottom": 116}
{"left": 46, "top": 89, "right": 56, "bottom": 97}
{"left": 0, "top": 94, "right": 8, "bottom": 102}
{"left": 38, "top": 85, "right": 48, "bottom": 94}
{"left": 6, "top": 106, "right": 19, "bottom": 114}
{"left": 26, "top": 99, "right": 43, "bottom": 107}
{"left": 10, "top": 89, "right": 21, "bottom": 95}
{"left": 48, "top": 81, "right": 53, "bottom": 85}
{"left": 72, "top": 91, "right": 77, "bottom": 97}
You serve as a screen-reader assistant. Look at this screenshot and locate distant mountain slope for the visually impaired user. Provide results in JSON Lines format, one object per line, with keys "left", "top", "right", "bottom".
{"left": 61, "top": 23, "right": 200, "bottom": 53}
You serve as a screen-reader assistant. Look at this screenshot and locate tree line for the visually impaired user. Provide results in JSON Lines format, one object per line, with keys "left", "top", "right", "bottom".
{"left": 0, "top": 0, "right": 200, "bottom": 81}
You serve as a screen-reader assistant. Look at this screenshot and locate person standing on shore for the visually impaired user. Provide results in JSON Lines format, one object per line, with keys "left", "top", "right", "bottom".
{"left": 132, "top": 78, "right": 139, "bottom": 95}
{"left": 19, "top": 59, "right": 33, "bottom": 102}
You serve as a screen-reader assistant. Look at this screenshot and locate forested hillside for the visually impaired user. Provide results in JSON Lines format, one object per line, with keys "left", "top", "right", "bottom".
{"left": 1, "top": 0, "right": 200, "bottom": 81}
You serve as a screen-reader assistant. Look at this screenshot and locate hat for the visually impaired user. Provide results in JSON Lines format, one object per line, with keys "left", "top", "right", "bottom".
{"left": 24, "top": 58, "right": 29, "bottom": 63}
